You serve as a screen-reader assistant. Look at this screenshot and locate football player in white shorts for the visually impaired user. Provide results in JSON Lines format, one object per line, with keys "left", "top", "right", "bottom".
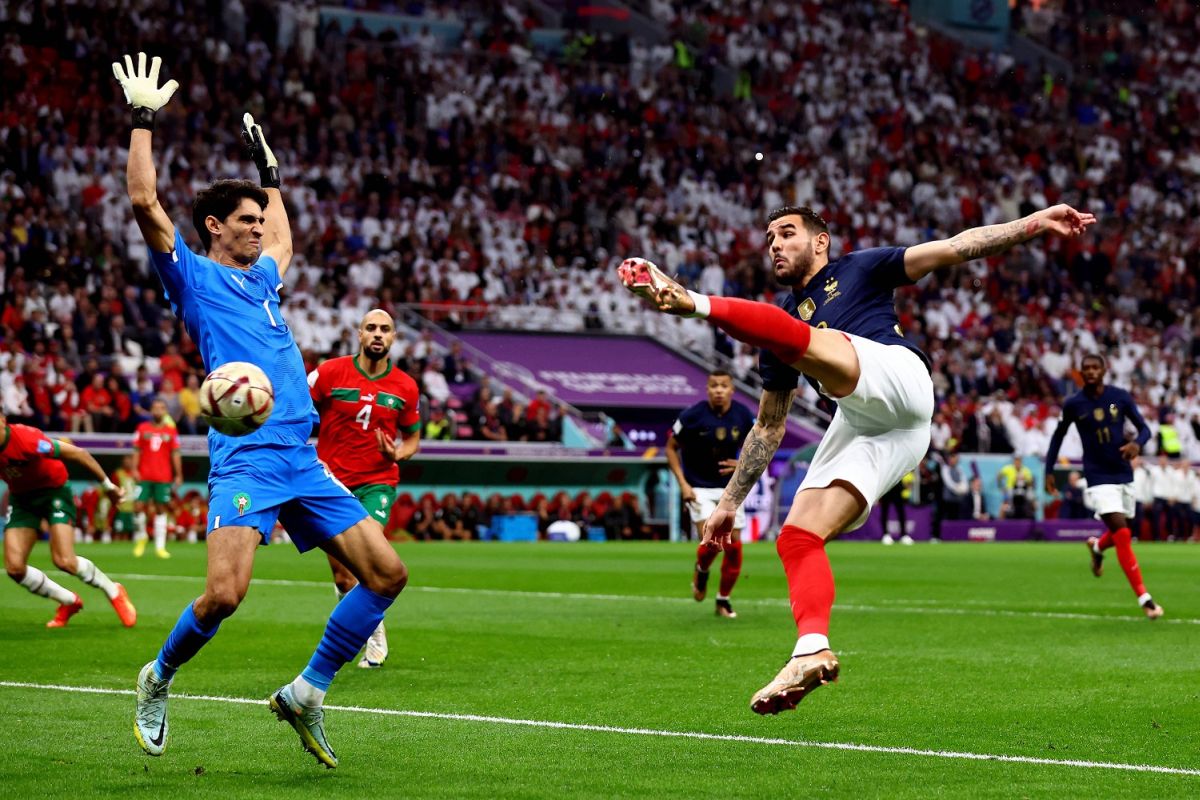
{"left": 1045, "top": 354, "right": 1162, "bottom": 618}
{"left": 621, "top": 202, "right": 1095, "bottom": 714}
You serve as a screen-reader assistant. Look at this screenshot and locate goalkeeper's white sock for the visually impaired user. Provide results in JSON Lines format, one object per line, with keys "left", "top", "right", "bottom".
{"left": 153, "top": 514, "right": 168, "bottom": 551}
{"left": 290, "top": 675, "right": 326, "bottom": 708}
{"left": 74, "top": 556, "right": 119, "bottom": 600}
{"left": 17, "top": 566, "right": 77, "bottom": 605}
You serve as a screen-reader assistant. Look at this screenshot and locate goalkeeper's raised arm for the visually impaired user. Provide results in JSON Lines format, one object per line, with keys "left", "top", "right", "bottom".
{"left": 241, "top": 113, "right": 293, "bottom": 276}
{"left": 113, "top": 52, "right": 179, "bottom": 253}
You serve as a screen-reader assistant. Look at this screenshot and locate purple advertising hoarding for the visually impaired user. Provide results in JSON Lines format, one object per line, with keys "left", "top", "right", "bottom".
{"left": 458, "top": 331, "right": 821, "bottom": 446}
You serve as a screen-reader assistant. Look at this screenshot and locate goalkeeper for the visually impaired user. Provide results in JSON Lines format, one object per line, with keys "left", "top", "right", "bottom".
{"left": 115, "top": 53, "right": 408, "bottom": 770}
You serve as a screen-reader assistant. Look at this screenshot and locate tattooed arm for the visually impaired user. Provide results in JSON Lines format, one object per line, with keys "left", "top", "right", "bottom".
{"left": 902, "top": 204, "right": 1096, "bottom": 282}
{"left": 701, "top": 387, "right": 792, "bottom": 547}
{"left": 722, "top": 388, "right": 793, "bottom": 509}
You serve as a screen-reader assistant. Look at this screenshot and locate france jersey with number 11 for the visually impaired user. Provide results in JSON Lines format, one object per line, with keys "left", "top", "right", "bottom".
{"left": 148, "top": 229, "right": 316, "bottom": 464}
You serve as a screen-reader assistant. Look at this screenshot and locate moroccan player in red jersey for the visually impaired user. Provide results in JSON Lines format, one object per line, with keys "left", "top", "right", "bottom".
{"left": 0, "top": 414, "right": 137, "bottom": 627}
{"left": 309, "top": 309, "right": 421, "bottom": 667}
{"left": 131, "top": 399, "right": 183, "bottom": 558}
{"left": 622, "top": 203, "right": 1094, "bottom": 714}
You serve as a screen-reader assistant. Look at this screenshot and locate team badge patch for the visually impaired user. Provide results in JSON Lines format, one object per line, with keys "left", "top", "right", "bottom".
{"left": 716, "top": 427, "right": 727, "bottom": 441}
{"left": 234, "top": 492, "right": 252, "bottom": 515}
{"left": 798, "top": 297, "right": 816, "bottom": 321}
{"left": 1093, "top": 408, "right": 1105, "bottom": 421}
{"left": 1110, "top": 404, "right": 1119, "bottom": 419}
{"left": 36, "top": 439, "right": 53, "bottom": 454}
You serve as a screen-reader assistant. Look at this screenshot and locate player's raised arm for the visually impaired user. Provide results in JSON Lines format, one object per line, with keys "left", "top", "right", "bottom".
{"left": 705, "top": 387, "right": 794, "bottom": 545}
{"left": 903, "top": 204, "right": 1097, "bottom": 282}
{"left": 242, "top": 113, "right": 293, "bottom": 276}
{"left": 113, "top": 53, "right": 179, "bottom": 254}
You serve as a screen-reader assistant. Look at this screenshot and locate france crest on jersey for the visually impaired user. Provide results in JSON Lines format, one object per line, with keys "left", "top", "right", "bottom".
{"left": 147, "top": 229, "right": 317, "bottom": 465}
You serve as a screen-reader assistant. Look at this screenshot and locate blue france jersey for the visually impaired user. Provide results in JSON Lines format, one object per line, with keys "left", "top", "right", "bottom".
{"left": 1045, "top": 385, "right": 1150, "bottom": 486}
{"left": 148, "top": 229, "right": 316, "bottom": 464}
{"left": 671, "top": 399, "right": 756, "bottom": 489}
{"left": 758, "top": 246, "right": 928, "bottom": 393}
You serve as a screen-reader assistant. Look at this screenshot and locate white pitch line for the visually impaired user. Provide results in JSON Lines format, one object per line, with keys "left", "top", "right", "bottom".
{"left": 111, "top": 572, "right": 1200, "bottom": 626}
{"left": 0, "top": 680, "right": 1195, "bottom": 778}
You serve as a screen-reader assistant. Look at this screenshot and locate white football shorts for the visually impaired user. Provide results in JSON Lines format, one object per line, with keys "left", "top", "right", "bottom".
{"left": 687, "top": 487, "right": 746, "bottom": 531}
{"left": 1084, "top": 482, "right": 1136, "bottom": 519}
{"left": 797, "top": 335, "right": 934, "bottom": 531}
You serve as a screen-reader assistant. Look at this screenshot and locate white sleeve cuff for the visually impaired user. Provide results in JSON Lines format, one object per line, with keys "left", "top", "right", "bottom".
{"left": 686, "top": 291, "right": 711, "bottom": 319}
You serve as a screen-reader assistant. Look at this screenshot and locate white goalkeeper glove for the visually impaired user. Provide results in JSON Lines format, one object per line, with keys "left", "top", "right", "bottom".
{"left": 111, "top": 52, "right": 179, "bottom": 129}
{"left": 241, "top": 113, "right": 280, "bottom": 188}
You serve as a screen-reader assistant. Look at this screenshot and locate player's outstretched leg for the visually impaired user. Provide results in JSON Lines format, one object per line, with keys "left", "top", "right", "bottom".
{"left": 619, "top": 259, "right": 812, "bottom": 364}
{"left": 715, "top": 539, "right": 743, "bottom": 618}
{"left": 751, "top": 525, "right": 838, "bottom": 714}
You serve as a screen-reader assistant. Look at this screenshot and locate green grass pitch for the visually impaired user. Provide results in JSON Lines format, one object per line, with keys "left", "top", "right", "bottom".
{"left": 1, "top": 540, "right": 1197, "bottom": 797}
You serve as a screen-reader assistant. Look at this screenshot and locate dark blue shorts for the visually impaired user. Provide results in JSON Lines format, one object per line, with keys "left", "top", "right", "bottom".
{"left": 207, "top": 440, "right": 367, "bottom": 552}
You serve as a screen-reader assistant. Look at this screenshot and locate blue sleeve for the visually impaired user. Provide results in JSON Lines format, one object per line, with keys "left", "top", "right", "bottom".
{"left": 854, "top": 247, "right": 912, "bottom": 290}
{"left": 1044, "top": 409, "right": 1073, "bottom": 474}
{"left": 1123, "top": 391, "right": 1151, "bottom": 447}
{"left": 146, "top": 229, "right": 196, "bottom": 311}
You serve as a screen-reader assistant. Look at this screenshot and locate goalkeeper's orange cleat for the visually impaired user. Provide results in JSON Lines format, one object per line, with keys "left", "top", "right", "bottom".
{"left": 47, "top": 595, "right": 84, "bottom": 628}
{"left": 110, "top": 584, "right": 137, "bottom": 627}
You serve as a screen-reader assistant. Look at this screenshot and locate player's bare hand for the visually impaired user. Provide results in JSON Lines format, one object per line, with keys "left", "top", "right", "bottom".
{"left": 680, "top": 483, "right": 696, "bottom": 503}
{"left": 1035, "top": 204, "right": 1096, "bottom": 238}
{"left": 1043, "top": 475, "right": 1057, "bottom": 496}
{"left": 375, "top": 428, "right": 412, "bottom": 463}
{"left": 617, "top": 258, "right": 696, "bottom": 315}
{"left": 172, "top": 475, "right": 183, "bottom": 490}
{"left": 1119, "top": 442, "right": 1140, "bottom": 461}
{"left": 702, "top": 504, "right": 736, "bottom": 548}
{"left": 717, "top": 458, "right": 739, "bottom": 476}
{"left": 111, "top": 52, "right": 179, "bottom": 111}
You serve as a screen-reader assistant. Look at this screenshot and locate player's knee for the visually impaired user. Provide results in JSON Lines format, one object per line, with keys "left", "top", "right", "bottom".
{"left": 334, "top": 574, "right": 358, "bottom": 595}
{"left": 51, "top": 552, "right": 76, "bottom": 573}
{"left": 363, "top": 560, "right": 407, "bottom": 598}
{"left": 202, "top": 586, "right": 246, "bottom": 619}
{"left": 5, "top": 564, "right": 25, "bottom": 582}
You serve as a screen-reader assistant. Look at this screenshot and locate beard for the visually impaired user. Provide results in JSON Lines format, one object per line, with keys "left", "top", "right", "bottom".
{"left": 773, "top": 241, "right": 815, "bottom": 286}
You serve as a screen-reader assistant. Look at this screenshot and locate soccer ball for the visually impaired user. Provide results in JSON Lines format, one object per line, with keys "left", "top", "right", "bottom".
{"left": 199, "top": 362, "right": 274, "bottom": 436}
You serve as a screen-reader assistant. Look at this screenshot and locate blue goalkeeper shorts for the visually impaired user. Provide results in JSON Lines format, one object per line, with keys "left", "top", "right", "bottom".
{"left": 206, "top": 438, "right": 367, "bottom": 552}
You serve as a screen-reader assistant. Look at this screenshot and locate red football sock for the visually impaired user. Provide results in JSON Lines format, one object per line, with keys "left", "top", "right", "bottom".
{"left": 707, "top": 296, "right": 811, "bottom": 364}
{"left": 717, "top": 538, "right": 743, "bottom": 597}
{"left": 775, "top": 525, "right": 834, "bottom": 636}
{"left": 1111, "top": 527, "right": 1147, "bottom": 597}
{"left": 1096, "top": 531, "right": 1114, "bottom": 551}
{"left": 696, "top": 541, "right": 719, "bottom": 572}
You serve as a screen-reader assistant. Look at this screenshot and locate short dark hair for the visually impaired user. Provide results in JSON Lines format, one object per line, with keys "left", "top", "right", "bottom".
{"left": 767, "top": 205, "right": 829, "bottom": 237}
{"left": 1081, "top": 353, "right": 1107, "bottom": 369}
{"left": 192, "top": 179, "right": 269, "bottom": 251}
{"left": 708, "top": 369, "right": 732, "bottom": 380}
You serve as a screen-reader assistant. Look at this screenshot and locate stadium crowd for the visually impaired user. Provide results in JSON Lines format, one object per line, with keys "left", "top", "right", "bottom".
{"left": 3, "top": 0, "right": 1200, "bottom": 466}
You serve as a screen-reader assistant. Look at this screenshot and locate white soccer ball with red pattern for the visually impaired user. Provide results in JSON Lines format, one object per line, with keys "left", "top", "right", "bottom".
{"left": 199, "top": 362, "right": 274, "bottom": 436}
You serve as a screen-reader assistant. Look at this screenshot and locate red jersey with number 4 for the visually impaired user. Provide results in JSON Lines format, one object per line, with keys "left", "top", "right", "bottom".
{"left": 309, "top": 356, "right": 421, "bottom": 487}
{"left": 0, "top": 423, "right": 68, "bottom": 493}
{"left": 134, "top": 421, "right": 180, "bottom": 482}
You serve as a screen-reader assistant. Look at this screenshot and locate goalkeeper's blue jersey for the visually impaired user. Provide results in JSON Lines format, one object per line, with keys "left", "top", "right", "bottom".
{"left": 147, "top": 229, "right": 316, "bottom": 465}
